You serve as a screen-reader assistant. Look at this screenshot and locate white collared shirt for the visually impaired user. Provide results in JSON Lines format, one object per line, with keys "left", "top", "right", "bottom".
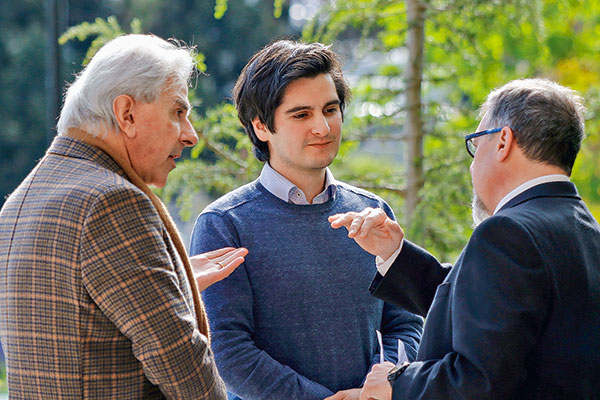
{"left": 258, "top": 162, "right": 337, "bottom": 205}
{"left": 493, "top": 174, "right": 570, "bottom": 214}
{"left": 376, "top": 174, "right": 571, "bottom": 276}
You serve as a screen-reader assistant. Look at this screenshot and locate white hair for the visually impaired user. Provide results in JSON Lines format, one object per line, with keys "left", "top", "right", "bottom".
{"left": 57, "top": 34, "right": 195, "bottom": 136}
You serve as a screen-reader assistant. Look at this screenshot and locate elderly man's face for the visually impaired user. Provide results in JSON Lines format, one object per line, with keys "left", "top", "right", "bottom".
{"left": 127, "top": 85, "right": 198, "bottom": 187}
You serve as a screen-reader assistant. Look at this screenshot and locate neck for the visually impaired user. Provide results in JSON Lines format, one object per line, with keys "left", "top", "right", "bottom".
{"left": 272, "top": 164, "right": 327, "bottom": 204}
{"left": 490, "top": 160, "right": 567, "bottom": 212}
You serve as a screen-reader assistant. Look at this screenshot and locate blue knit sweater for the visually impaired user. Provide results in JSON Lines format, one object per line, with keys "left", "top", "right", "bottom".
{"left": 191, "top": 180, "right": 423, "bottom": 400}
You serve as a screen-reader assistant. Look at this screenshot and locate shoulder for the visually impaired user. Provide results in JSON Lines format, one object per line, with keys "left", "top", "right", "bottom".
{"left": 200, "top": 180, "right": 264, "bottom": 217}
{"left": 335, "top": 181, "right": 388, "bottom": 204}
{"left": 335, "top": 181, "right": 395, "bottom": 218}
{"left": 41, "top": 153, "right": 154, "bottom": 218}
{"left": 53, "top": 156, "right": 157, "bottom": 225}
{"left": 465, "top": 214, "right": 545, "bottom": 275}
{"left": 470, "top": 214, "right": 533, "bottom": 247}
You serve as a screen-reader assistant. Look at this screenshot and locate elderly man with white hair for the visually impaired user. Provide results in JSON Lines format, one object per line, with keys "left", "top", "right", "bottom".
{"left": 0, "top": 34, "right": 246, "bottom": 399}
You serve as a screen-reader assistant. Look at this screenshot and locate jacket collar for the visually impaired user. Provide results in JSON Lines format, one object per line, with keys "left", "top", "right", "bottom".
{"left": 498, "top": 181, "right": 581, "bottom": 213}
{"left": 46, "top": 134, "right": 127, "bottom": 178}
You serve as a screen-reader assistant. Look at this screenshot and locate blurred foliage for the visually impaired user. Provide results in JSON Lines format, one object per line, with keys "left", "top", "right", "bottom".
{"left": 161, "top": 103, "right": 263, "bottom": 221}
{"left": 0, "top": 0, "right": 49, "bottom": 209}
{"left": 2, "top": 0, "right": 599, "bottom": 262}
{"left": 0, "top": 0, "right": 292, "bottom": 207}
{"left": 0, "top": 0, "right": 292, "bottom": 386}
{"left": 215, "top": 0, "right": 285, "bottom": 19}
{"left": 0, "top": 360, "right": 5, "bottom": 393}
{"left": 293, "top": 0, "right": 600, "bottom": 260}
{"left": 58, "top": 16, "right": 143, "bottom": 65}
{"left": 58, "top": 16, "right": 207, "bottom": 73}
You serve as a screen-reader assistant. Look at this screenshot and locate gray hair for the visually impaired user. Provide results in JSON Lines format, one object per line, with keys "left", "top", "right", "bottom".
{"left": 57, "top": 34, "right": 195, "bottom": 136}
{"left": 479, "top": 78, "right": 585, "bottom": 175}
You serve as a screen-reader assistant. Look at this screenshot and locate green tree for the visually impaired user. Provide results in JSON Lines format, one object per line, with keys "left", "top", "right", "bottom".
{"left": 165, "top": 0, "right": 600, "bottom": 261}
{"left": 297, "top": 0, "right": 600, "bottom": 258}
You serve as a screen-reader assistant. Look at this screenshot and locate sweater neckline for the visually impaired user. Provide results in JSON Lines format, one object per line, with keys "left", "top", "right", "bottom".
{"left": 254, "top": 180, "right": 339, "bottom": 214}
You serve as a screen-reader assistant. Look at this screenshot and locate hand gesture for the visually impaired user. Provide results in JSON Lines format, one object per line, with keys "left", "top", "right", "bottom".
{"left": 324, "top": 388, "right": 361, "bottom": 400}
{"left": 360, "top": 362, "right": 394, "bottom": 400}
{"left": 189, "top": 247, "right": 248, "bottom": 292}
{"left": 329, "top": 207, "right": 403, "bottom": 261}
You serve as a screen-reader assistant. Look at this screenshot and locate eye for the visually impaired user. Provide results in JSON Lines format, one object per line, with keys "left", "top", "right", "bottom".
{"left": 325, "top": 105, "right": 339, "bottom": 114}
{"left": 293, "top": 112, "right": 309, "bottom": 120}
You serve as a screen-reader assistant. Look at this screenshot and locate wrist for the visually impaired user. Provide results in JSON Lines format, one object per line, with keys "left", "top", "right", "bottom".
{"left": 387, "top": 362, "right": 410, "bottom": 383}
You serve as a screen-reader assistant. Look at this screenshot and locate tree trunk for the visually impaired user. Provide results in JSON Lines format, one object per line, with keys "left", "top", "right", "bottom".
{"left": 404, "top": 0, "right": 426, "bottom": 227}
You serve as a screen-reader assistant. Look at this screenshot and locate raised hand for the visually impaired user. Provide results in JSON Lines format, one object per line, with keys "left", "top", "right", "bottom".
{"left": 328, "top": 207, "right": 403, "bottom": 261}
{"left": 189, "top": 247, "right": 248, "bottom": 292}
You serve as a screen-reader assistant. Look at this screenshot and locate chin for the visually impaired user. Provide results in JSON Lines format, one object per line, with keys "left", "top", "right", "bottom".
{"left": 147, "top": 176, "right": 168, "bottom": 188}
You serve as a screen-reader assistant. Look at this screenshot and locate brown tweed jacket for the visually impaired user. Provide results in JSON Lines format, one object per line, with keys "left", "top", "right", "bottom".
{"left": 0, "top": 136, "right": 227, "bottom": 399}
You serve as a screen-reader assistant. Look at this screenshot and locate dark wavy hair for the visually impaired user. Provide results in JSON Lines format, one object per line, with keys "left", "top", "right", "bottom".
{"left": 232, "top": 40, "right": 351, "bottom": 162}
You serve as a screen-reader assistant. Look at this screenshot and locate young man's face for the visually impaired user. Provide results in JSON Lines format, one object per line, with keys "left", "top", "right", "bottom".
{"left": 253, "top": 73, "right": 343, "bottom": 182}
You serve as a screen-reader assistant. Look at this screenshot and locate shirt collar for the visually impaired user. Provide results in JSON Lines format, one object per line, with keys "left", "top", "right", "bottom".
{"left": 258, "top": 162, "right": 337, "bottom": 205}
{"left": 493, "top": 174, "right": 570, "bottom": 214}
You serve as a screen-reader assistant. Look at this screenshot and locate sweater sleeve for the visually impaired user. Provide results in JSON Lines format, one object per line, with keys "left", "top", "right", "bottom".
{"left": 191, "top": 211, "right": 334, "bottom": 400}
{"left": 374, "top": 303, "right": 423, "bottom": 365}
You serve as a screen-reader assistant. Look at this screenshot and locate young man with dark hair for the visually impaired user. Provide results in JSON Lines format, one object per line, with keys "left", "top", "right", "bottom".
{"left": 190, "top": 40, "right": 423, "bottom": 400}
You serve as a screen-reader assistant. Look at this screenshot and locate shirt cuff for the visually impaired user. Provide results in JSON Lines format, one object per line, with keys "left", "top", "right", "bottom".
{"left": 375, "top": 240, "right": 404, "bottom": 276}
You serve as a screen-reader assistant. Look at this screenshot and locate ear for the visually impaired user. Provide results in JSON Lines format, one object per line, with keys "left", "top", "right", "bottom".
{"left": 495, "top": 126, "right": 515, "bottom": 162}
{"left": 251, "top": 117, "right": 271, "bottom": 143}
{"left": 113, "top": 94, "right": 136, "bottom": 139}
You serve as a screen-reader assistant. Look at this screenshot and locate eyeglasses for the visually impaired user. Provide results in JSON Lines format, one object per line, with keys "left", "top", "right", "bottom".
{"left": 464, "top": 128, "right": 502, "bottom": 158}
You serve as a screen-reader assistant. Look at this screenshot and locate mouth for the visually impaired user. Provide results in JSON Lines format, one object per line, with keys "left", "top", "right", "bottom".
{"left": 168, "top": 153, "right": 181, "bottom": 169}
{"left": 307, "top": 141, "right": 332, "bottom": 147}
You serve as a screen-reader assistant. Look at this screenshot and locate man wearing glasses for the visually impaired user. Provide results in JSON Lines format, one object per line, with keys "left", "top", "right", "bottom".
{"left": 330, "top": 78, "right": 600, "bottom": 399}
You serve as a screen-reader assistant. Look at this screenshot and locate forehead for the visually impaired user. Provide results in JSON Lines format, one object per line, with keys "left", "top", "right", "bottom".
{"left": 476, "top": 111, "right": 492, "bottom": 131}
{"left": 279, "top": 73, "right": 338, "bottom": 105}
{"left": 158, "top": 84, "right": 189, "bottom": 105}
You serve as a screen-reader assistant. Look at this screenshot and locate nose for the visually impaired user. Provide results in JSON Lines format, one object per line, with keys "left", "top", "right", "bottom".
{"left": 181, "top": 117, "right": 199, "bottom": 147}
{"left": 311, "top": 113, "right": 331, "bottom": 136}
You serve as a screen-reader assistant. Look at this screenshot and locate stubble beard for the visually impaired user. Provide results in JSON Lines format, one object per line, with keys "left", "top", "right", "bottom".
{"left": 471, "top": 190, "right": 491, "bottom": 228}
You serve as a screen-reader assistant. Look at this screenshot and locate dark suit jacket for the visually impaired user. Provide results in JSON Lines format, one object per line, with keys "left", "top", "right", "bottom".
{"left": 0, "top": 136, "right": 225, "bottom": 399}
{"left": 370, "top": 182, "right": 600, "bottom": 399}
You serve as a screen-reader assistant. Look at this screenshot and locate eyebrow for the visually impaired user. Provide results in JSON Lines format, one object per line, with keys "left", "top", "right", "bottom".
{"left": 284, "top": 99, "right": 340, "bottom": 114}
{"left": 174, "top": 98, "right": 191, "bottom": 114}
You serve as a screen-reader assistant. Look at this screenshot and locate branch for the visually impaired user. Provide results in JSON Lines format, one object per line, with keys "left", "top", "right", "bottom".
{"left": 345, "top": 181, "right": 407, "bottom": 196}
{"left": 197, "top": 131, "right": 248, "bottom": 169}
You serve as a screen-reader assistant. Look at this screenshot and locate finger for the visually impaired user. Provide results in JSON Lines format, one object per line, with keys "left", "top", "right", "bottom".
{"left": 356, "top": 209, "right": 388, "bottom": 238}
{"left": 212, "top": 256, "right": 246, "bottom": 279}
{"left": 372, "top": 361, "right": 395, "bottom": 371}
{"left": 214, "top": 247, "right": 248, "bottom": 267}
{"left": 201, "top": 247, "right": 237, "bottom": 259}
{"left": 328, "top": 212, "right": 359, "bottom": 229}
{"left": 359, "top": 387, "right": 369, "bottom": 400}
{"left": 348, "top": 208, "right": 374, "bottom": 237}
